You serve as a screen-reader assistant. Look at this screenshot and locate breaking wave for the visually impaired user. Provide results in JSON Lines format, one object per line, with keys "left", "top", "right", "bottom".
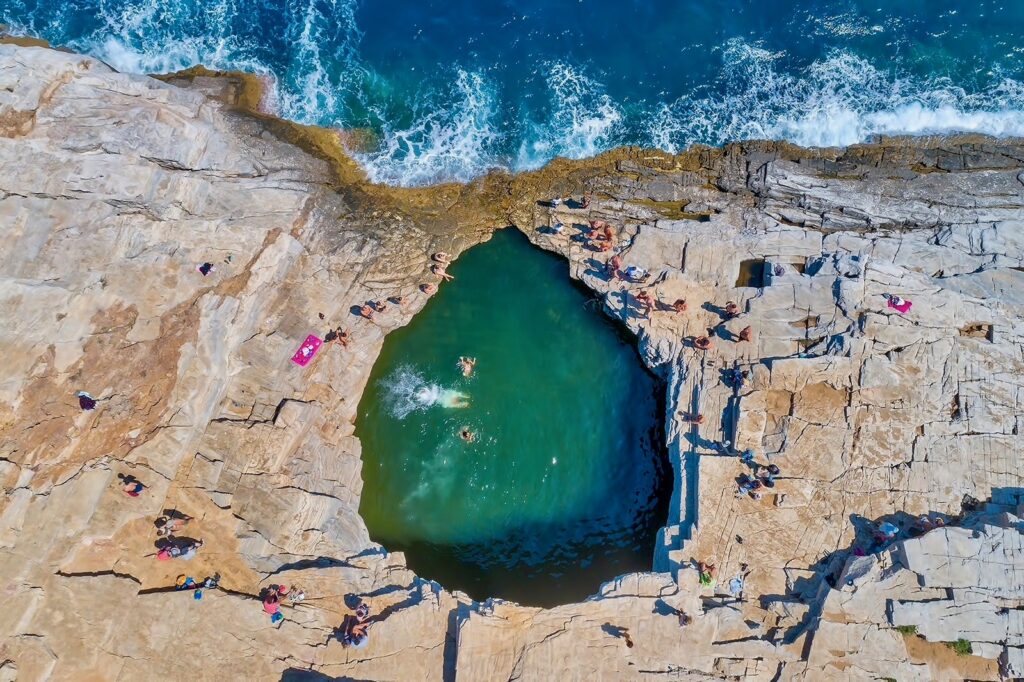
{"left": 647, "top": 41, "right": 1024, "bottom": 152}
{"left": 4, "top": 0, "right": 1024, "bottom": 187}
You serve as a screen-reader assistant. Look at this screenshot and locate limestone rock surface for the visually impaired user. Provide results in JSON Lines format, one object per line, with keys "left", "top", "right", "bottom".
{"left": 1, "top": 44, "right": 1022, "bottom": 681}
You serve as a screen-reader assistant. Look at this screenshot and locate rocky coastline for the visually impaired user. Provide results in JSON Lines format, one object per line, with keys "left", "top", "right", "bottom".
{"left": 0, "top": 44, "right": 1022, "bottom": 681}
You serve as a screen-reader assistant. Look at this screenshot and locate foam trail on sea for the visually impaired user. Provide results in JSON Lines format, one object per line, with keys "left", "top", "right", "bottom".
{"left": 382, "top": 366, "right": 469, "bottom": 419}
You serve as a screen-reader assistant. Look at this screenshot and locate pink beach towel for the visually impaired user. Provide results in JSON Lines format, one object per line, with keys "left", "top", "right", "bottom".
{"left": 887, "top": 297, "right": 913, "bottom": 314}
{"left": 291, "top": 335, "right": 323, "bottom": 367}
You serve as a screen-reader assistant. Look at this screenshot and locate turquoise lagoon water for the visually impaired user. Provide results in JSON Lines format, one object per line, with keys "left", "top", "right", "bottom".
{"left": 355, "top": 230, "right": 668, "bottom": 604}
{"left": 3, "top": 0, "right": 1024, "bottom": 186}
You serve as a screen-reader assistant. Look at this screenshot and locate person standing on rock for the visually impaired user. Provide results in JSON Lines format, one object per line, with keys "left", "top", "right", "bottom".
{"left": 635, "top": 290, "right": 654, "bottom": 317}
{"left": 738, "top": 326, "right": 753, "bottom": 342}
{"left": 607, "top": 255, "right": 622, "bottom": 280}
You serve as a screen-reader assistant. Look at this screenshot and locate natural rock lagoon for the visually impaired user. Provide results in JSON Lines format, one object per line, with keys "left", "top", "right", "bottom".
{"left": 356, "top": 229, "right": 669, "bottom": 605}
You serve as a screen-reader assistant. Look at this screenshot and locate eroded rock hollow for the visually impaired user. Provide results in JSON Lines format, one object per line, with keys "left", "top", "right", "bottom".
{"left": 1, "top": 44, "right": 1022, "bottom": 681}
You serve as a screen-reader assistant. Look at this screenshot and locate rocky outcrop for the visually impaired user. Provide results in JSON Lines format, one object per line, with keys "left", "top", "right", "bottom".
{"left": 0, "top": 43, "right": 1022, "bottom": 681}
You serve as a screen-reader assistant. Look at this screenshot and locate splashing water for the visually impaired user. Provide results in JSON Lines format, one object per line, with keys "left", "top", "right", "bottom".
{"left": 381, "top": 365, "right": 469, "bottom": 419}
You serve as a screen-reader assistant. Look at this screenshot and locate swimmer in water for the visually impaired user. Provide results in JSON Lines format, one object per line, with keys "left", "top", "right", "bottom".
{"left": 457, "top": 357, "right": 476, "bottom": 377}
{"left": 439, "top": 390, "right": 470, "bottom": 408}
{"left": 459, "top": 427, "right": 476, "bottom": 443}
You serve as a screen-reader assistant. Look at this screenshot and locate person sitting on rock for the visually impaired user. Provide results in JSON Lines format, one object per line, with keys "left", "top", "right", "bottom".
{"left": 155, "top": 514, "right": 192, "bottom": 537}
{"left": 697, "top": 561, "right": 717, "bottom": 588}
{"left": 421, "top": 283, "right": 437, "bottom": 294}
{"left": 263, "top": 586, "right": 284, "bottom": 623}
{"left": 178, "top": 539, "right": 203, "bottom": 560}
{"left": 431, "top": 252, "right": 451, "bottom": 264}
{"left": 738, "top": 326, "right": 753, "bottom": 342}
{"left": 371, "top": 300, "right": 387, "bottom": 313}
{"left": 359, "top": 304, "right": 375, "bottom": 320}
{"left": 340, "top": 602, "right": 372, "bottom": 648}
{"left": 672, "top": 299, "right": 688, "bottom": 313}
{"left": 873, "top": 521, "right": 900, "bottom": 544}
{"left": 76, "top": 390, "right": 98, "bottom": 411}
{"left": 580, "top": 195, "right": 591, "bottom": 209}
{"left": 682, "top": 412, "right": 704, "bottom": 425}
{"left": 431, "top": 263, "right": 454, "bottom": 281}
{"left": 759, "top": 464, "right": 780, "bottom": 488}
{"left": 693, "top": 336, "right": 713, "bottom": 351}
{"left": 197, "top": 262, "right": 215, "bottom": 276}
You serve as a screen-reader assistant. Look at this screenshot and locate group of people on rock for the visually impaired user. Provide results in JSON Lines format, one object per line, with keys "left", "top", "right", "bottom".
{"left": 348, "top": 251, "right": 455, "bottom": 328}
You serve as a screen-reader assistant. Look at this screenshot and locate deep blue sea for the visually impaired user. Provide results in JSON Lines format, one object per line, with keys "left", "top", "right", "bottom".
{"left": 4, "top": 1, "right": 1024, "bottom": 186}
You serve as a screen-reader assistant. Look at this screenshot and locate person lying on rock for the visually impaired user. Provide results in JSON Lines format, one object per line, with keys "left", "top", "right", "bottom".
{"left": 155, "top": 514, "right": 192, "bottom": 537}
{"left": 118, "top": 473, "right": 145, "bottom": 497}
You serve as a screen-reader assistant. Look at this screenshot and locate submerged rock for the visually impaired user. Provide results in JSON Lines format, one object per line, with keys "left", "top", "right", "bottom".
{"left": 0, "top": 43, "right": 1022, "bottom": 680}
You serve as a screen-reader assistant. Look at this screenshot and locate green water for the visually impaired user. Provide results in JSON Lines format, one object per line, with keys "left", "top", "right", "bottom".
{"left": 356, "top": 229, "right": 668, "bottom": 606}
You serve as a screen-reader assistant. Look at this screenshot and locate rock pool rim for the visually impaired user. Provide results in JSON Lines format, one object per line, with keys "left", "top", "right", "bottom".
{"left": 354, "top": 227, "right": 673, "bottom": 607}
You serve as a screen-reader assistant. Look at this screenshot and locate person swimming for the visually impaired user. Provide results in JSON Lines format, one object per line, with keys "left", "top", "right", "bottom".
{"left": 439, "top": 390, "right": 470, "bottom": 408}
{"left": 459, "top": 427, "right": 476, "bottom": 443}
{"left": 457, "top": 357, "right": 476, "bottom": 377}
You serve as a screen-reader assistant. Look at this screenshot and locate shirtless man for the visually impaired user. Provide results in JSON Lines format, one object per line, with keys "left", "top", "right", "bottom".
{"left": 635, "top": 290, "right": 654, "bottom": 317}
{"left": 457, "top": 357, "right": 476, "bottom": 377}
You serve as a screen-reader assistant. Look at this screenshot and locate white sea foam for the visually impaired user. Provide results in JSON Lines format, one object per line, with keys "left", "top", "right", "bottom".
{"left": 355, "top": 69, "right": 502, "bottom": 186}
{"left": 514, "top": 62, "right": 623, "bottom": 171}
{"left": 381, "top": 366, "right": 468, "bottom": 420}
{"left": 647, "top": 40, "right": 1024, "bottom": 152}
{"left": 6, "top": 1, "right": 1024, "bottom": 188}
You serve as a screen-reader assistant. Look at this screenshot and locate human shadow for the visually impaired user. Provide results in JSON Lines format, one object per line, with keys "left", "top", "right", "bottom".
{"left": 268, "top": 557, "right": 355, "bottom": 576}
{"left": 601, "top": 623, "right": 629, "bottom": 639}
{"left": 702, "top": 301, "right": 729, "bottom": 320}
{"left": 583, "top": 258, "right": 614, "bottom": 282}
